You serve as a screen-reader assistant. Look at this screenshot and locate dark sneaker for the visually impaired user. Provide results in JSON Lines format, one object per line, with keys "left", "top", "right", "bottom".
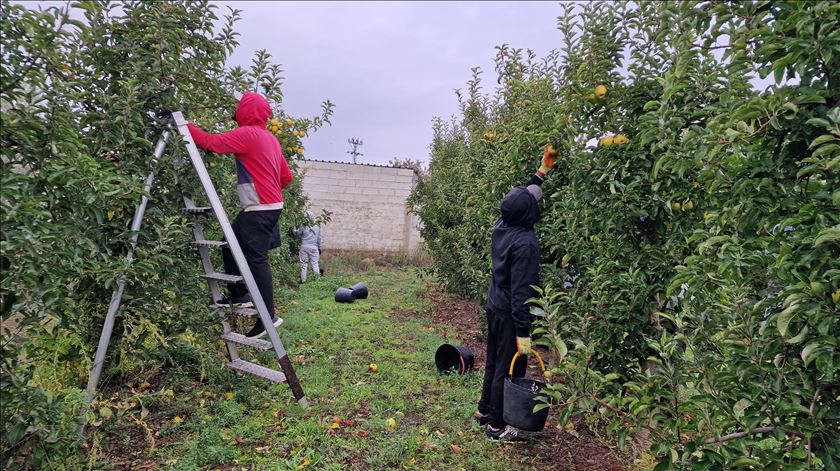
{"left": 474, "top": 411, "right": 491, "bottom": 426}
{"left": 245, "top": 317, "right": 284, "bottom": 339}
{"left": 214, "top": 294, "right": 253, "bottom": 308}
{"left": 486, "top": 425, "right": 527, "bottom": 443}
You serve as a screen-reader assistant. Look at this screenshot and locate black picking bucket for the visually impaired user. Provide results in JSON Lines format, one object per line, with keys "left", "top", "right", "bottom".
{"left": 351, "top": 282, "right": 368, "bottom": 299}
{"left": 335, "top": 287, "right": 356, "bottom": 303}
{"left": 502, "top": 351, "right": 549, "bottom": 431}
{"left": 434, "top": 344, "right": 474, "bottom": 375}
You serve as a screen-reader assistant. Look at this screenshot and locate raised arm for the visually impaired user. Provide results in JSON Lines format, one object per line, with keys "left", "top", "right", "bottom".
{"left": 523, "top": 144, "right": 559, "bottom": 187}
{"left": 187, "top": 123, "right": 250, "bottom": 155}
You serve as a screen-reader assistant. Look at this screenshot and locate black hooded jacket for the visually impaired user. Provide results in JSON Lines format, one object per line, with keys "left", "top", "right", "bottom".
{"left": 486, "top": 174, "right": 544, "bottom": 337}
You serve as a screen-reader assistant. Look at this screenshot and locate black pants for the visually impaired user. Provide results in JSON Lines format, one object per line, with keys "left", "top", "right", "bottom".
{"left": 478, "top": 307, "right": 527, "bottom": 428}
{"left": 221, "top": 209, "right": 281, "bottom": 317}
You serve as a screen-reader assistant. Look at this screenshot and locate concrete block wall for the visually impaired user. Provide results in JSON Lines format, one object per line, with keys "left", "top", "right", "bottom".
{"left": 298, "top": 160, "right": 422, "bottom": 253}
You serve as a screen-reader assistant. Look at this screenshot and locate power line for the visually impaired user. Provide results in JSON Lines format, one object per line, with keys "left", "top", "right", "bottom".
{"left": 347, "top": 137, "right": 364, "bottom": 164}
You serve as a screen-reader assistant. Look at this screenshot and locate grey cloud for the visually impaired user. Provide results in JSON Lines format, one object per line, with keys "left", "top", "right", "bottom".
{"left": 231, "top": 1, "right": 570, "bottom": 165}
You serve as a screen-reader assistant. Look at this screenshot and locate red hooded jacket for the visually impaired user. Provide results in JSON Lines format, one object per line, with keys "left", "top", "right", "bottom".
{"left": 187, "top": 92, "right": 293, "bottom": 211}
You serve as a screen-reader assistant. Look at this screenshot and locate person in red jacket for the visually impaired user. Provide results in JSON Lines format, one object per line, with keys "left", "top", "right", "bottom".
{"left": 187, "top": 92, "right": 292, "bottom": 338}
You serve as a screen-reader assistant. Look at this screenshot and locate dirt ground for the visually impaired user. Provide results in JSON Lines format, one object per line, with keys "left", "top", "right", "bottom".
{"left": 405, "top": 285, "right": 627, "bottom": 471}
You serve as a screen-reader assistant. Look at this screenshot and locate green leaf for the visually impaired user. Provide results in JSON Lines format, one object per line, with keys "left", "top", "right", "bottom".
{"left": 787, "top": 325, "right": 809, "bottom": 344}
{"left": 777, "top": 302, "right": 799, "bottom": 336}
{"left": 558, "top": 405, "right": 572, "bottom": 425}
{"left": 555, "top": 337, "right": 568, "bottom": 361}
{"left": 617, "top": 428, "right": 628, "bottom": 450}
{"left": 643, "top": 100, "right": 660, "bottom": 111}
{"left": 774, "top": 64, "right": 786, "bottom": 83}
{"left": 561, "top": 253, "right": 573, "bottom": 267}
{"left": 653, "top": 453, "right": 671, "bottom": 471}
{"left": 801, "top": 342, "right": 828, "bottom": 367}
{"left": 806, "top": 117, "right": 831, "bottom": 129}
{"left": 733, "top": 456, "right": 764, "bottom": 467}
{"left": 795, "top": 94, "right": 826, "bottom": 105}
{"left": 532, "top": 403, "right": 550, "bottom": 413}
{"left": 813, "top": 226, "right": 840, "bottom": 247}
{"left": 809, "top": 134, "right": 837, "bottom": 148}
{"left": 652, "top": 155, "right": 667, "bottom": 179}
{"left": 66, "top": 19, "right": 88, "bottom": 31}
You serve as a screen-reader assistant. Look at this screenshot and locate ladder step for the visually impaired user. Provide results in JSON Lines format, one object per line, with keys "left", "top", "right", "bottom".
{"left": 192, "top": 240, "right": 228, "bottom": 248}
{"left": 228, "top": 359, "right": 286, "bottom": 383}
{"left": 221, "top": 332, "right": 273, "bottom": 351}
{"left": 201, "top": 272, "right": 244, "bottom": 284}
{"left": 182, "top": 207, "right": 213, "bottom": 214}
{"left": 212, "top": 305, "right": 258, "bottom": 317}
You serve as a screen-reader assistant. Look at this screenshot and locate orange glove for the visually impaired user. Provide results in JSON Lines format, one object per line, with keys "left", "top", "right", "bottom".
{"left": 538, "top": 145, "right": 559, "bottom": 176}
{"left": 516, "top": 336, "right": 532, "bottom": 355}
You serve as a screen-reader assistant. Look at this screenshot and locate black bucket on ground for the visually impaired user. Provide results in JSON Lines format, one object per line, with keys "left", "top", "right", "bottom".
{"left": 502, "top": 351, "right": 548, "bottom": 431}
{"left": 434, "top": 344, "right": 474, "bottom": 375}
{"left": 503, "top": 377, "right": 548, "bottom": 431}
{"left": 335, "top": 287, "right": 356, "bottom": 303}
{"left": 351, "top": 282, "right": 368, "bottom": 299}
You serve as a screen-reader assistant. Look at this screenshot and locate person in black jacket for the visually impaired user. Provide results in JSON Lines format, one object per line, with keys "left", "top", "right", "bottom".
{"left": 477, "top": 145, "right": 558, "bottom": 442}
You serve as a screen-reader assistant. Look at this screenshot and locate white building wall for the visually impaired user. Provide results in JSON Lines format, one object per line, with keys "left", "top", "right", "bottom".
{"left": 298, "top": 160, "right": 422, "bottom": 253}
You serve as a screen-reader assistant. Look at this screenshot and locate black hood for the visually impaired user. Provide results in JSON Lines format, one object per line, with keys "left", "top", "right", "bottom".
{"left": 500, "top": 186, "right": 540, "bottom": 229}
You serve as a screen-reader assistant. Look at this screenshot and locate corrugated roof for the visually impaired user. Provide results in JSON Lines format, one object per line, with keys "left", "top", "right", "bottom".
{"left": 301, "top": 158, "right": 395, "bottom": 168}
{"left": 300, "top": 158, "right": 421, "bottom": 175}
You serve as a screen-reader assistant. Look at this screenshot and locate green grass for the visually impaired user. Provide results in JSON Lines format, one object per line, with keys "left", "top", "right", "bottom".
{"left": 94, "top": 266, "right": 550, "bottom": 470}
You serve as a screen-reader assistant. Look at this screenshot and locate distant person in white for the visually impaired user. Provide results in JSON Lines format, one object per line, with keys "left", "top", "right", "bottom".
{"left": 294, "top": 211, "right": 322, "bottom": 283}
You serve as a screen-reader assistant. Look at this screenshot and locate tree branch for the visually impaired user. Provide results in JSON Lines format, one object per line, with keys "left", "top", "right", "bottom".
{"left": 809, "top": 382, "right": 839, "bottom": 416}
{"left": 587, "top": 393, "right": 664, "bottom": 439}
{"left": 704, "top": 426, "right": 803, "bottom": 445}
{"left": 716, "top": 118, "right": 771, "bottom": 145}
{"left": 692, "top": 40, "right": 755, "bottom": 51}
{"left": 705, "top": 426, "right": 774, "bottom": 444}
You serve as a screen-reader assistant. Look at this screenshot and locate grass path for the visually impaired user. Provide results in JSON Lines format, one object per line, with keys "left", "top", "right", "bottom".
{"left": 95, "top": 264, "right": 620, "bottom": 470}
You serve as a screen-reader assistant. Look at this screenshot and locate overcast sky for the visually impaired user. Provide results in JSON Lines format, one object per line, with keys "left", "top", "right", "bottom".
{"left": 25, "top": 1, "right": 775, "bottom": 166}
{"left": 218, "top": 1, "right": 568, "bottom": 165}
{"left": 24, "top": 0, "right": 569, "bottom": 164}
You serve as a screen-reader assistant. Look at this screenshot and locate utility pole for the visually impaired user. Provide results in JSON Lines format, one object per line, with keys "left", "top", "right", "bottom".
{"left": 347, "top": 137, "right": 364, "bottom": 164}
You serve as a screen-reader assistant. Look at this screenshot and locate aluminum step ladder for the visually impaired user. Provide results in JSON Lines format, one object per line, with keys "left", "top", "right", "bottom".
{"left": 84, "top": 111, "right": 307, "bottom": 412}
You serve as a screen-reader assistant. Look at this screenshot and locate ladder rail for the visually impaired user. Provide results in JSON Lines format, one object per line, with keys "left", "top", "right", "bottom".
{"left": 171, "top": 112, "right": 307, "bottom": 405}
{"left": 85, "top": 129, "right": 172, "bottom": 405}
